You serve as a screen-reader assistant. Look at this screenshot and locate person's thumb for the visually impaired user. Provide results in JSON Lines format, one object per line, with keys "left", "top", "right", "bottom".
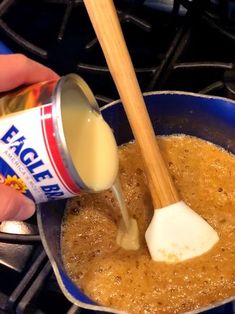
{"left": 0, "top": 184, "right": 35, "bottom": 221}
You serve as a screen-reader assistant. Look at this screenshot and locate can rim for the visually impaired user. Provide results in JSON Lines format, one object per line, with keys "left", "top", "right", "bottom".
{"left": 52, "top": 74, "right": 100, "bottom": 192}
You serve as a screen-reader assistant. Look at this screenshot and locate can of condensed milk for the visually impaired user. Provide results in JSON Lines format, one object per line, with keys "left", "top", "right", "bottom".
{"left": 0, "top": 74, "right": 118, "bottom": 203}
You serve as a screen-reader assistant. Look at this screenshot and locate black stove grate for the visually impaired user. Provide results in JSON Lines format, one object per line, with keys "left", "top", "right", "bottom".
{"left": 0, "top": 0, "right": 235, "bottom": 313}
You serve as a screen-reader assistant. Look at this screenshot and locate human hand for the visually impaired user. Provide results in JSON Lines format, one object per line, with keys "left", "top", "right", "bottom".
{"left": 0, "top": 54, "right": 59, "bottom": 221}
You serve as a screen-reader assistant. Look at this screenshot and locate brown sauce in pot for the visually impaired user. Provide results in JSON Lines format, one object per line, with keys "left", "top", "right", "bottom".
{"left": 61, "top": 135, "right": 235, "bottom": 314}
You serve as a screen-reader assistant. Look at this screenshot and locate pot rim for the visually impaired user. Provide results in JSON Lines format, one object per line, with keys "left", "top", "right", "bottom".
{"left": 100, "top": 90, "right": 235, "bottom": 111}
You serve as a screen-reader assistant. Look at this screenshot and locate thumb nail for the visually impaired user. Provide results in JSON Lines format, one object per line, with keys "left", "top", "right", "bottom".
{"left": 13, "top": 197, "right": 35, "bottom": 221}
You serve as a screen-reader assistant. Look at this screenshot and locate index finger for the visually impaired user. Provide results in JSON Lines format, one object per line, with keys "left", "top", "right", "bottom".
{"left": 0, "top": 54, "right": 59, "bottom": 92}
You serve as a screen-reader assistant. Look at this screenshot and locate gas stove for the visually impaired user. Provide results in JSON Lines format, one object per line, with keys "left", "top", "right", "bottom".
{"left": 0, "top": 0, "right": 235, "bottom": 313}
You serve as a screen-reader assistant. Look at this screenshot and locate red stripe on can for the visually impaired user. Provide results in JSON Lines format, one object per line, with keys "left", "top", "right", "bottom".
{"left": 41, "top": 104, "right": 81, "bottom": 195}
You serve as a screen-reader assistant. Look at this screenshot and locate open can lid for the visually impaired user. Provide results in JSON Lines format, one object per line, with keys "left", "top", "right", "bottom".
{"left": 52, "top": 73, "right": 100, "bottom": 192}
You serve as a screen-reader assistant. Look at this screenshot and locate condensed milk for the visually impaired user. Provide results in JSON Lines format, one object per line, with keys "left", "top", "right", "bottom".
{"left": 112, "top": 178, "right": 139, "bottom": 250}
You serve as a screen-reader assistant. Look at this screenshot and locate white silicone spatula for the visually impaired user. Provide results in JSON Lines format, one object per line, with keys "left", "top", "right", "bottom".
{"left": 84, "top": 0, "right": 219, "bottom": 263}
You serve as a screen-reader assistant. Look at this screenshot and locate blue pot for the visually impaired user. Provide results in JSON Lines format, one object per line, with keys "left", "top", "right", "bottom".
{"left": 37, "top": 91, "right": 235, "bottom": 313}
{"left": 0, "top": 41, "right": 12, "bottom": 54}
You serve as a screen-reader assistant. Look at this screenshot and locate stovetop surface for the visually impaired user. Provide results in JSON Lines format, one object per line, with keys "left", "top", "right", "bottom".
{"left": 0, "top": 0, "right": 235, "bottom": 313}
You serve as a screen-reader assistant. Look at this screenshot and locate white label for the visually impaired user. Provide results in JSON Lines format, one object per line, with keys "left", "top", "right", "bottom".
{"left": 0, "top": 105, "right": 77, "bottom": 203}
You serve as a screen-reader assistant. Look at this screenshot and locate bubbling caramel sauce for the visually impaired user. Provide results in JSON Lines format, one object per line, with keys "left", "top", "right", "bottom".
{"left": 61, "top": 135, "right": 235, "bottom": 314}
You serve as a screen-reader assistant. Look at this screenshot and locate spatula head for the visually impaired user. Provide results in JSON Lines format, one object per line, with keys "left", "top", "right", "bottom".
{"left": 145, "top": 201, "right": 219, "bottom": 263}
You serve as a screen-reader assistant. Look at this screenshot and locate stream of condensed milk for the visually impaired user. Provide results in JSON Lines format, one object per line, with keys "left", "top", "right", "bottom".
{"left": 112, "top": 178, "right": 140, "bottom": 250}
{"left": 61, "top": 84, "right": 139, "bottom": 250}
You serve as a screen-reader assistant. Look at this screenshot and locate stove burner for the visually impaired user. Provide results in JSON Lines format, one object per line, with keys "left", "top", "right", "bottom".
{"left": 0, "top": 0, "right": 48, "bottom": 58}
{"left": 56, "top": 0, "right": 82, "bottom": 42}
{"left": 0, "top": 0, "right": 152, "bottom": 58}
{"left": 85, "top": 9, "right": 151, "bottom": 49}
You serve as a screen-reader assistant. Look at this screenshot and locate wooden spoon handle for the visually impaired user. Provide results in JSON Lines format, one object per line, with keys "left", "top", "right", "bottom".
{"left": 84, "top": 0, "right": 179, "bottom": 208}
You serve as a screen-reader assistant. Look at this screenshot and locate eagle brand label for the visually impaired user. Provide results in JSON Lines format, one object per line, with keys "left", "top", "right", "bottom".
{"left": 0, "top": 104, "right": 80, "bottom": 203}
